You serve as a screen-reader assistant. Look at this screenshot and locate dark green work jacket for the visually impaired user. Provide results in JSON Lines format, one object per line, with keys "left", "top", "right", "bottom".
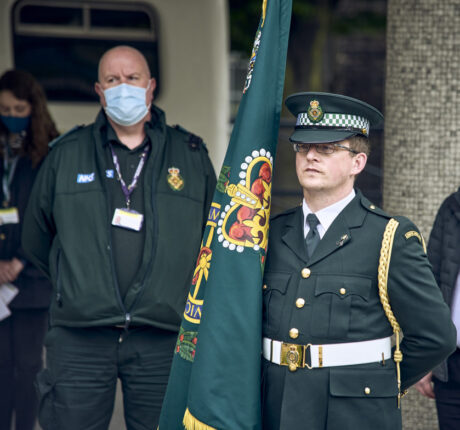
{"left": 22, "top": 106, "right": 216, "bottom": 331}
{"left": 262, "top": 191, "right": 456, "bottom": 430}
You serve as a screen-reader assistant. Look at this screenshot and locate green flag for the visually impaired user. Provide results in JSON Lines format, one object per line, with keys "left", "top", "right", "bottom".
{"left": 159, "top": 1, "right": 292, "bottom": 428}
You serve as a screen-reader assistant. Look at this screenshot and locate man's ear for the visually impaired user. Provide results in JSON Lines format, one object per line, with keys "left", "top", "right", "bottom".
{"left": 351, "top": 152, "right": 367, "bottom": 176}
{"left": 95, "top": 82, "right": 106, "bottom": 107}
{"left": 147, "top": 78, "right": 157, "bottom": 105}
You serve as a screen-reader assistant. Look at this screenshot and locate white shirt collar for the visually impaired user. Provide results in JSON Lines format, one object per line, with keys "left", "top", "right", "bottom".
{"left": 302, "top": 189, "right": 356, "bottom": 238}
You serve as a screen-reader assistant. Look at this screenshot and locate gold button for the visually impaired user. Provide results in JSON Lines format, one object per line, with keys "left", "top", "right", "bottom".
{"left": 296, "top": 298, "right": 305, "bottom": 308}
{"left": 301, "top": 268, "right": 311, "bottom": 278}
{"left": 262, "top": 284, "right": 267, "bottom": 290}
{"left": 289, "top": 328, "right": 299, "bottom": 339}
{"left": 364, "top": 387, "right": 371, "bottom": 395}
{"left": 0, "top": 233, "right": 5, "bottom": 240}
{"left": 340, "top": 288, "right": 346, "bottom": 295}
{"left": 370, "top": 205, "right": 376, "bottom": 210}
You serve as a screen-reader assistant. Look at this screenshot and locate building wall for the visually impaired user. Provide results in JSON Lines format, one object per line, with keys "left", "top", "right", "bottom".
{"left": 385, "top": 1, "right": 460, "bottom": 428}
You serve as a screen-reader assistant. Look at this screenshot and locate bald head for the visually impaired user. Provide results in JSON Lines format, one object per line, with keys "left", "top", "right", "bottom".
{"left": 94, "top": 45, "right": 156, "bottom": 111}
{"left": 98, "top": 45, "right": 151, "bottom": 82}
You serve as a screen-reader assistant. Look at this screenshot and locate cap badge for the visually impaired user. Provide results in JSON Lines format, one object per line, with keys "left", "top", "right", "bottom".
{"left": 306, "top": 100, "right": 324, "bottom": 123}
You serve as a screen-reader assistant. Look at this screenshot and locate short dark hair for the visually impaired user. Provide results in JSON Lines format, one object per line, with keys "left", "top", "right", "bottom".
{"left": 348, "top": 135, "right": 370, "bottom": 157}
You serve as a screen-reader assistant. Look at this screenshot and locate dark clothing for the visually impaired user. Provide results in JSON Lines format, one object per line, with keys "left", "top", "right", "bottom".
{"left": 22, "top": 106, "right": 216, "bottom": 430}
{"left": 0, "top": 151, "right": 51, "bottom": 430}
{"left": 427, "top": 188, "right": 460, "bottom": 382}
{"left": 262, "top": 191, "right": 456, "bottom": 430}
{"left": 23, "top": 106, "right": 216, "bottom": 330}
{"left": 0, "top": 155, "right": 52, "bottom": 309}
{"left": 105, "top": 124, "right": 150, "bottom": 298}
{"left": 434, "top": 350, "right": 460, "bottom": 430}
{"left": 36, "top": 325, "right": 176, "bottom": 430}
{"left": 0, "top": 309, "right": 48, "bottom": 430}
{"left": 427, "top": 189, "right": 460, "bottom": 429}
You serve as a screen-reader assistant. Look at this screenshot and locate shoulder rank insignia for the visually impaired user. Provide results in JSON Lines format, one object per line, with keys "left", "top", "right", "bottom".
{"left": 167, "top": 167, "right": 184, "bottom": 191}
{"left": 307, "top": 100, "right": 324, "bottom": 123}
{"left": 405, "top": 230, "right": 427, "bottom": 253}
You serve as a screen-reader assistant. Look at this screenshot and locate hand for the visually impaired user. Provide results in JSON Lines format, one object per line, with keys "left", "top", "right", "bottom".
{"left": 0, "top": 258, "right": 24, "bottom": 284}
{"left": 415, "top": 372, "right": 435, "bottom": 399}
{"left": 0, "top": 260, "right": 15, "bottom": 284}
{"left": 10, "top": 258, "right": 24, "bottom": 280}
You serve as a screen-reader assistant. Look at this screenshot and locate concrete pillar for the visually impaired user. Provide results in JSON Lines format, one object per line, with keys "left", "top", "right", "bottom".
{"left": 384, "top": 1, "right": 460, "bottom": 428}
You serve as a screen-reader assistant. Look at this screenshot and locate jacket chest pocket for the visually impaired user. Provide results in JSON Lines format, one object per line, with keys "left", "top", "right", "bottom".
{"left": 262, "top": 272, "right": 291, "bottom": 336}
{"left": 310, "top": 275, "right": 372, "bottom": 339}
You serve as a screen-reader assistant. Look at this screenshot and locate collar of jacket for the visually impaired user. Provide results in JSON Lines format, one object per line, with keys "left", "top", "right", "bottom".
{"left": 91, "top": 104, "right": 168, "bottom": 187}
{"left": 93, "top": 104, "right": 168, "bottom": 147}
{"left": 281, "top": 189, "right": 371, "bottom": 265}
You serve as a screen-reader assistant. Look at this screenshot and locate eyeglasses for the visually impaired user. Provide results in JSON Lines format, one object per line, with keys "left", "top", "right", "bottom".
{"left": 292, "top": 142, "right": 359, "bottom": 155}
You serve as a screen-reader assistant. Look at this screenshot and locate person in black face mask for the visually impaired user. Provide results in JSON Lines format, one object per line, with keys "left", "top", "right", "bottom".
{"left": 0, "top": 69, "right": 58, "bottom": 430}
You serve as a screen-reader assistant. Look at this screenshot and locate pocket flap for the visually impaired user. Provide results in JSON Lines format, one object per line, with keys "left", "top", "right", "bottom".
{"left": 263, "top": 272, "right": 291, "bottom": 294}
{"left": 315, "top": 275, "right": 372, "bottom": 300}
{"left": 330, "top": 368, "right": 398, "bottom": 398}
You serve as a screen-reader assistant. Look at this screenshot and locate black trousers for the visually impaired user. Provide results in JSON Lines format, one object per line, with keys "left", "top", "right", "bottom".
{"left": 434, "top": 348, "right": 460, "bottom": 430}
{"left": 37, "top": 325, "right": 177, "bottom": 430}
{"left": 0, "top": 308, "right": 48, "bottom": 430}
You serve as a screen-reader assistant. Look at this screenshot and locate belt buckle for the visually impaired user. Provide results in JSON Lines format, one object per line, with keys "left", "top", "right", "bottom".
{"left": 280, "top": 343, "right": 312, "bottom": 372}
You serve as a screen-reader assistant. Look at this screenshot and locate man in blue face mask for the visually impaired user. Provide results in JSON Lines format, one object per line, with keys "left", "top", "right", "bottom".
{"left": 22, "top": 45, "right": 217, "bottom": 430}
{"left": 95, "top": 46, "right": 156, "bottom": 139}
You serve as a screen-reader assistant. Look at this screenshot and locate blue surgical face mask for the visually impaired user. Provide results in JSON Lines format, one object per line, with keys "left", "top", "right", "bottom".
{"left": 0, "top": 115, "right": 30, "bottom": 134}
{"left": 103, "top": 82, "right": 150, "bottom": 126}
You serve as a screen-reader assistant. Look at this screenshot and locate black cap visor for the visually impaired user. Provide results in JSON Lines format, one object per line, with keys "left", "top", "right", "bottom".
{"left": 289, "top": 129, "right": 358, "bottom": 144}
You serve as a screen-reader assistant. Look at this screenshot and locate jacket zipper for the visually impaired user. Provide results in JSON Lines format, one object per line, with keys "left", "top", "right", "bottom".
{"left": 125, "top": 131, "right": 160, "bottom": 316}
{"left": 106, "top": 205, "right": 130, "bottom": 325}
{"left": 55, "top": 249, "right": 63, "bottom": 307}
{"left": 91, "top": 123, "right": 130, "bottom": 326}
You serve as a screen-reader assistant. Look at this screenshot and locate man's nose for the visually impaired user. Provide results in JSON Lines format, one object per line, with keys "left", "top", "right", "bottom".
{"left": 305, "top": 144, "right": 319, "bottom": 158}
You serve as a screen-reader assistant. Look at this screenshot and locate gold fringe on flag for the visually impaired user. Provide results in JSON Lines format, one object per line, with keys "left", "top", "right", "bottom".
{"left": 262, "top": 0, "right": 267, "bottom": 27}
{"left": 183, "top": 408, "right": 217, "bottom": 430}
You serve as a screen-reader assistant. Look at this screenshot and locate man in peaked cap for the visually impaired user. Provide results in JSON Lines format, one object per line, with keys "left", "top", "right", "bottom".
{"left": 261, "top": 92, "right": 456, "bottom": 429}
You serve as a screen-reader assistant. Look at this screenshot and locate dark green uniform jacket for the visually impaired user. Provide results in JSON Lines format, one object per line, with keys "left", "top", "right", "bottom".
{"left": 262, "top": 191, "right": 456, "bottom": 430}
{"left": 22, "top": 106, "right": 216, "bottom": 331}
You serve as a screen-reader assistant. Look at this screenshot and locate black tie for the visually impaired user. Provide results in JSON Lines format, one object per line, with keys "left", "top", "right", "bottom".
{"left": 305, "top": 213, "right": 320, "bottom": 258}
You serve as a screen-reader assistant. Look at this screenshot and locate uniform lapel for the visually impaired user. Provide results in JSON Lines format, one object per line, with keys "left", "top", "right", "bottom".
{"left": 307, "top": 192, "right": 367, "bottom": 266}
{"left": 281, "top": 206, "right": 308, "bottom": 263}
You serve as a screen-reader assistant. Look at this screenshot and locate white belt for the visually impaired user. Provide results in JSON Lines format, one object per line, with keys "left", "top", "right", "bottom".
{"left": 263, "top": 336, "right": 392, "bottom": 371}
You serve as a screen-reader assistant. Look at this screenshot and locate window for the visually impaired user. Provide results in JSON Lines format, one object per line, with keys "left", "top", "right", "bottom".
{"left": 12, "top": 0, "right": 160, "bottom": 102}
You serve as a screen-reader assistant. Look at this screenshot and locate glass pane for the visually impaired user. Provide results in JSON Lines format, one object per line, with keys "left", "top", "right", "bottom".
{"left": 91, "top": 9, "right": 151, "bottom": 30}
{"left": 19, "top": 5, "right": 83, "bottom": 26}
{"left": 13, "top": 36, "right": 160, "bottom": 102}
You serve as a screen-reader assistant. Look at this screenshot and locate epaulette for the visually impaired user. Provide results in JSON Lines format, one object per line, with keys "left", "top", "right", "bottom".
{"left": 172, "top": 124, "right": 207, "bottom": 152}
{"left": 360, "top": 196, "right": 390, "bottom": 218}
{"left": 270, "top": 206, "right": 298, "bottom": 221}
{"left": 49, "top": 125, "right": 84, "bottom": 148}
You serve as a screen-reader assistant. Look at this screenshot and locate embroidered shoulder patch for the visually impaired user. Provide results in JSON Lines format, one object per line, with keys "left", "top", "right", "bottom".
{"left": 405, "top": 231, "right": 427, "bottom": 253}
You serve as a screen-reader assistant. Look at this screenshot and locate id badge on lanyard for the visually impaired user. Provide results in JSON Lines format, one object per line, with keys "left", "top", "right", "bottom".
{"left": 0, "top": 207, "right": 19, "bottom": 225}
{"left": 112, "top": 208, "right": 144, "bottom": 231}
{"left": 109, "top": 143, "right": 149, "bottom": 232}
